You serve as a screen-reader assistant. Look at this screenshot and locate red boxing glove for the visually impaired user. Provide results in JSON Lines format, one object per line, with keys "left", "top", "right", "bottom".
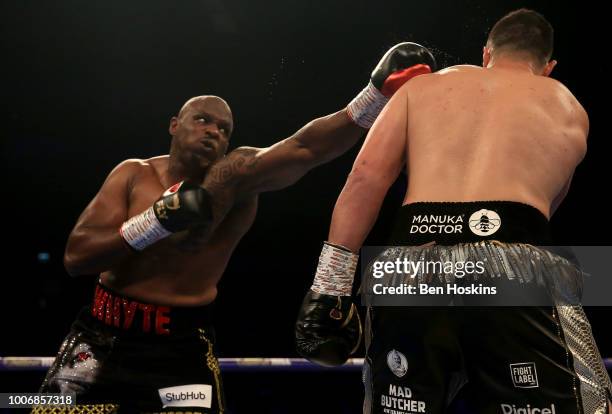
{"left": 379, "top": 64, "right": 434, "bottom": 97}
{"left": 347, "top": 42, "right": 436, "bottom": 128}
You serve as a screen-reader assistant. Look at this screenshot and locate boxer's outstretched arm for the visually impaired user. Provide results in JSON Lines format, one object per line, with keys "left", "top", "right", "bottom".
{"left": 201, "top": 109, "right": 364, "bottom": 226}
{"left": 202, "top": 43, "right": 435, "bottom": 230}
{"left": 237, "top": 109, "right": 364, "bottom": 194}
{"left": 63, "top": 160, "right": 138, "bottom": 276}
{"left": 328, "top": 86, "right": 409, "bottom": 252}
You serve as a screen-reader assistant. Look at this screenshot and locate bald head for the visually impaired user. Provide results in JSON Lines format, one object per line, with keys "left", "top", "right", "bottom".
{"left": 178, "top": 95, "right": 232, "bottom": 120}
{"left": 168, "top": 95, "right": 234, "bottom": 172}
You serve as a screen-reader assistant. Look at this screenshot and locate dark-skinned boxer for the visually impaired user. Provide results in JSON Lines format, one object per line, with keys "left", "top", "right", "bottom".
{"left": 36, "top": 42, "right": 436, "bottom": 414}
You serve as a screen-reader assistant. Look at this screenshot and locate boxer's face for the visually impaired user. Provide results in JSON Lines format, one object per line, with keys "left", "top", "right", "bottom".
{"left": 169, "top": 96, "right": 233, "bottom": 169}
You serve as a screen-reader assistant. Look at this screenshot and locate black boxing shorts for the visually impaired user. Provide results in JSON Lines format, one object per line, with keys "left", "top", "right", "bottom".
{"left": 361, "top": 201, "right": 612, "bottom": 414}
{"left": 35, "top": 283, "right": 225, "bottom": 414}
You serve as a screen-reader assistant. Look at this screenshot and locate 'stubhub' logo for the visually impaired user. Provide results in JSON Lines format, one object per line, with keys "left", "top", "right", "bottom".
{"left": 158, "top": 384, "right": 212, "bottom": 408}
{"left": 469, "top": 209, "right": 501, "bottom": 236}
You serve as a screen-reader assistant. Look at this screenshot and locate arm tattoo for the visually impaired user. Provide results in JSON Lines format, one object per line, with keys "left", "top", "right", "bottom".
{"left": 206, "top": 147, "right": 260, "bottom": 189}
{"left": 201, "top": 147, "right": 261, "bottom": 233}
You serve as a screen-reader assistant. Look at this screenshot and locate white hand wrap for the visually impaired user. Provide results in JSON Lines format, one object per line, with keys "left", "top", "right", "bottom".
{"left": 346, "top": 81, "right": 389, "bottom": 129}
{"left": 119, "top": 206, "right": 172, "bottom": 251}
{"left": 311, "top": 242, "right": 359, "bottom": 296}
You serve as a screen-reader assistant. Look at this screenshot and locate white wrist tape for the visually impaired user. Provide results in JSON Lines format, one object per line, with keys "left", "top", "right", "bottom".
{"left": 119, "top": 206, "right": 172, "bottom": 251}
{"left": 346, "top": 81, "right": 389, "bottom": 129}
{"left": 311, "top": 242, "right": 359, "bottom": 296}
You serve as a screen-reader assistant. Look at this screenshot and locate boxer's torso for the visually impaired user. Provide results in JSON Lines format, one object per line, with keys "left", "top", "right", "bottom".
{"left": 100, "top": 155, "right": 258, "bottom": 306}
{"left": 401, "top": 65, "right": 587, "bottom": 218}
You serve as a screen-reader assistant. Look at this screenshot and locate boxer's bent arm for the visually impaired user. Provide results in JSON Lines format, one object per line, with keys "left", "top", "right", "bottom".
{"left": 328, "top": 88, "right": 409, "bottom": 252}
{"left": 63, "top": 160, "right": 138, "bottom": 276}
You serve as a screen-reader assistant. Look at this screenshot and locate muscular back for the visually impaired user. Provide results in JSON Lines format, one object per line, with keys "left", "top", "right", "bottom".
{"left": 403, "top": 65, "right": 588, "bottom": 217}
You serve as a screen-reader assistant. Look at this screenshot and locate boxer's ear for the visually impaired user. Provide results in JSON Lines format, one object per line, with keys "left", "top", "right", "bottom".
{"left": 541, "top": 59, "right": 557, "bottom": 77}
{"left": 482, "top": 46, "right": 492, "bottom": 68}
{"left": 169, "top": 116, "right": 179, "bottom": 135}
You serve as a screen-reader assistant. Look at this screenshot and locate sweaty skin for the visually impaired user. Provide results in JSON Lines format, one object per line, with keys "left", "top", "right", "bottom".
{"left": 328, "top": 55, "right": 588, "bottom": 252}
{"left": 64, "top": 96, "right": 364, "bottom": 306}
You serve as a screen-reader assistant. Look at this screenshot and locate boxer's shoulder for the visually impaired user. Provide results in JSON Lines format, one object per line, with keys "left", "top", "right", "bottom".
{"left": 400, "top": 65, "right": 480, "bottom": 93}
{"left": 538, "top": 77, "right": 584, "bottom": 109}
{"left": 126, "top": 155, "right": 170, "bottom": 186}
{"left": 108, "top": 156, "right": 165, "bottom": 180}
{"left": 105, "top": 156, "right": 170, "bottom": 203}
{"left": 521, "top": 77, "right": 586, "bottom": 122}
{"left": 437, "top": 64, "right": 483, "bottom": 75}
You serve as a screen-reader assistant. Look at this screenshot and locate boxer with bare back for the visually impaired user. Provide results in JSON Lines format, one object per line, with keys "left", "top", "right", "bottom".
{"left": 295, "top": 9, "right": 611, "bottom": 414}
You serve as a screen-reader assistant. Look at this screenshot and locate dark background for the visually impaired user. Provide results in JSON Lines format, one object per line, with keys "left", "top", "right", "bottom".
{"left": 0, "top": 0, "right": 609, "bottom": 409}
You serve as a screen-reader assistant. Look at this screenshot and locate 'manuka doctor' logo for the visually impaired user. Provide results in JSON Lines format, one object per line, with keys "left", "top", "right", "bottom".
{"left": 469, "top": 209, "right": 501, "bottom": 236}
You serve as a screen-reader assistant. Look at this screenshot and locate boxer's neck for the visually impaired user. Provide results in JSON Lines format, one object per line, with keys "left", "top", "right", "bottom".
{"left": 487, "top": 55, "right": 540, "bottom": 75}
{"left": 167, "top": 157, "right": 207, "bottom": 185}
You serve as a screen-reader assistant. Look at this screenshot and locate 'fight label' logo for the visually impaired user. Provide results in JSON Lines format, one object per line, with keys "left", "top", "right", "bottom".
{"left": 510, "top": 362, "right": 539, "bottom": 388}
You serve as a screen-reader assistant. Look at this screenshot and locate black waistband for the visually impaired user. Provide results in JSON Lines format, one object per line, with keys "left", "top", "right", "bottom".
{"left": 81, "top": 283, "right": 214, "bottom": 337}
{"left": 388, "top": 201, "right": 552, "bottom": 246}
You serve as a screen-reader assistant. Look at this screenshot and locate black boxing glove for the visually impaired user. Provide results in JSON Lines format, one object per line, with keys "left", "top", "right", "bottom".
{"left": 295, "top": 290, "right": 362, "bottom": 367}
{"left": 347, "top": 42, "right": 437, "bottom": 128}
{"left": 295, "top": 242, "right": 361, "bottom": 366}
{"left": 120, "top": 181, "right": 212, "bottom": 251}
